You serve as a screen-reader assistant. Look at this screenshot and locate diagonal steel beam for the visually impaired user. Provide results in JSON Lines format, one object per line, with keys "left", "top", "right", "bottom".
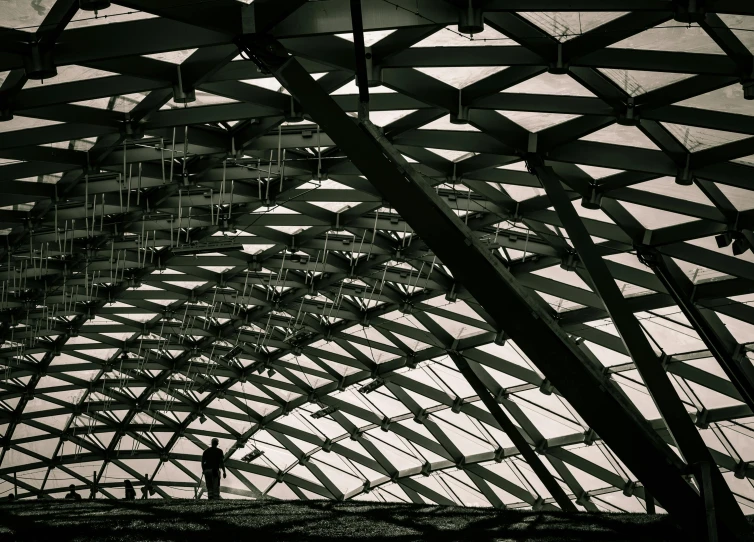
{"left": 447, "top": 350, "right": 577, "bottom": 511}
{"left": 537, "top": 164, "right": 753, "bottom": 540}
{"left": 644, "top": 249, "right": 754, "bottom": 415}
{"left": 36, "top": 0, "right": 79, "bottom": 47}
{"left": 245, "top": 36, "right": 729, "bottom": 536}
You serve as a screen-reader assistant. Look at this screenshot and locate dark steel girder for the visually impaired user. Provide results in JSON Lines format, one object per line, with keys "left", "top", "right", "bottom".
{"left": 645, "top": 250, "right": 754, "bottom": 416}
{"left": 250, "top": 40, "right": 725, "bottom": 536}
{"left": 448, "top": 351, "right": 577, "bottom": 511}
{"left": 537, "top": 165, "right": 753, "bottom": 541}
{"left": 0, "top": 19, "right": 232, "bottom": 73}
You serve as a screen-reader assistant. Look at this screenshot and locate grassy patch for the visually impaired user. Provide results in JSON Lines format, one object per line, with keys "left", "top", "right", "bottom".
{"left": 0, "top": 500, "right": 703, "bottom": 541}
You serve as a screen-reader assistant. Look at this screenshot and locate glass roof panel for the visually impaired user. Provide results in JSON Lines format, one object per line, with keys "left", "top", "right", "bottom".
{"left": 413, "top": 26, "right": 514, "bottom": 47}
{"left": 662, "top": 123, "right": 751, "bottom": 152}
{"left": 598, "top": 69, "right": 695, "bottom": 96}
{"left": 519, "top": 12, "right": 627, "bottom": 42}
{"left": 415, "top": 67, "right": 508, "bottom": 89}
{"left": 502, "top": 72, "right": 595, "bottom": 96}
{"left": 580, "top": 125, "right": 660, "bottom": 150}
{"left": 609, "top": 24, "right": 726, "bottom": 54}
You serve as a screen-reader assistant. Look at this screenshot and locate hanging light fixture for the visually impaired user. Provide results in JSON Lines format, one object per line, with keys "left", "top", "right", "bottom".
{"left": 458, "top": 0, "right": 484, "bottom": 34}
{"left": 715, "top": 231, "right": 734, "bottom": 248}
{"left": 0, "top": 96, "right": 11, "bottom": 122}
{"left": 580, "top": 186, "right": 602, "bottom": 210}
{"left": 172, "top": 66, "right": 196, "bottom": 104}
{"left": 450, "top": 91, "right": 469, "bottom": 125}
{"left": 716, "top": 231, "right": 749, "bottom": 255}
{"left": 673, "top": 0, "right": 705, "bottom": 23}
{"left": 241, "top": 449, "right": 264, "bottom": 462}
{"left": 359, "top": 378, "right": 384, "bottom": 394}
{"left": 23, "top": 43, "right": 56, "bottom": 81}
{"left": 311, "top": 405, "right": 337, "bottom": 419}
{"left": 744, "top": 79, "right": 754, "bottom": 101}
{"left": 732, "top": 236, "right": 749, "bottom": 256}
{"left": 616, "top": 97, "right": 638, "bottom": 126}
{"left": 79, "top": 0, "right": 111, "bottom": 10}
{"left": 675, "top": 154, "right": 693, "bottom": 186}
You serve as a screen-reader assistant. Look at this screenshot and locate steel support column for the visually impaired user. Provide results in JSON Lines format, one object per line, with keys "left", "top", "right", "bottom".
{"left": 447, "top": 350, "right": 577, "bottom": 511}
{"left": 537, "top": 164, "right": 752, "bottom": 541}
{"left": 243, "top": 36, "right": 730, "bottom": 537}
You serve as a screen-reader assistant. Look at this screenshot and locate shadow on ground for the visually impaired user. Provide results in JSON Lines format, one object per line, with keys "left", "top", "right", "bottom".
{"left": 0, "top": 499, "right": 703, "bottom": 541}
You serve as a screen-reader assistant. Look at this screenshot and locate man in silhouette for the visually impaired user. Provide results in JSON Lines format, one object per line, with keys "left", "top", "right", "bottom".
{"left": 124, "top": 480, "right": 136, "bottom": 500}
{"left": 202, "top": 438, "right": 226, "bottom": 500}
{"left": 64, "top": 485, "right": 82, "bottom": 500}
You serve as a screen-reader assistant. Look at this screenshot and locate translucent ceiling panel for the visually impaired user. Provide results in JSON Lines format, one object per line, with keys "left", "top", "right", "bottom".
{"left": 503, "top": 72, "right": 595, "bottom": 96}
{"left": 519, "top": 12, "right": 627, "bottom": 41}
{"left": 598, "top": 69, "right": 694, "bottom": 96}
{"left": 580, "top": 125, "right": 660, "bottom": 150}
{"left": 609, "top": 24, "right": 726, "bottom": 54}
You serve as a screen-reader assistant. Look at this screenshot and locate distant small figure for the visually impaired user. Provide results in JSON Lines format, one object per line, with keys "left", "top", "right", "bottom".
{"left": 7, "top": 494, "right": 14, "bottom": 502}
{"left": 64, "top": 485, "right": 82, "bottom": 500}
{"left": 139, "top": 473, "right": 156, "bottom": 499}
{"left": 124, "top": 480, "right": 136, "bottom": 500}
{"left": 201, "top": 438, "right": 226, "bottom": 500}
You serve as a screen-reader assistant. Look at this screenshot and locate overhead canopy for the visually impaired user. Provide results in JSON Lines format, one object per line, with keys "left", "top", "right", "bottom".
{"left": 0, "top": 0, "right": 754, "bottom": 515}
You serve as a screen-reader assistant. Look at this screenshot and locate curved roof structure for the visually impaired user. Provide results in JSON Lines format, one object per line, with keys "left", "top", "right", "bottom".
{"left": 1, "top": 0, "right": 754, "bottom": 525}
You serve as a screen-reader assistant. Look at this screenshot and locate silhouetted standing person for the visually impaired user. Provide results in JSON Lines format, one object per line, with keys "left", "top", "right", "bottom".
{"left": 124, "top": 480, "right": 136, "bottom": 500}
{"left": 64, "top": 485, "right": 82, "bottom": 500}
{"left": 202, "top": 438, "right": 226, "bottom": 500}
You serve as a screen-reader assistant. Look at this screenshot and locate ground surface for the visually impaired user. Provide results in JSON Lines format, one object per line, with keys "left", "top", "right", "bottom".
{"left": 0, "top": 499, "right": 718, "bottom": 541}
